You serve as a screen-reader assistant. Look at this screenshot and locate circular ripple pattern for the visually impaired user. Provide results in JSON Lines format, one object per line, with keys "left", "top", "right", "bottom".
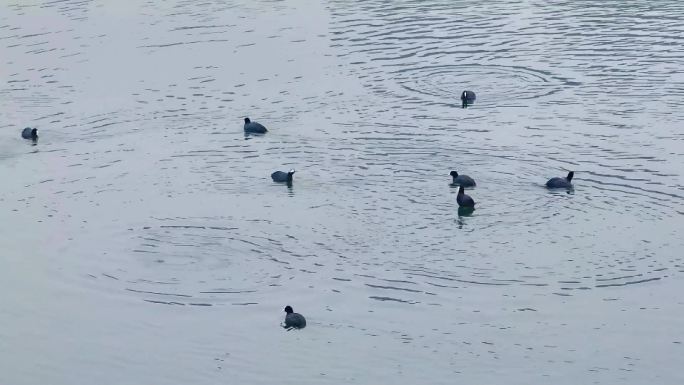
{"left": 391, "top": 64, "right": 573, "bottom": 107}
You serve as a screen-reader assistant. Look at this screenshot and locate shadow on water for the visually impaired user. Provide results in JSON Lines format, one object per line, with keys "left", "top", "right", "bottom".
{"left": 546, "top": 186, "right": 575, "bottom": 195}
{"left": 244, "top": 132, "right": 267, "bottom": 140}
{"left": 270, "top": 179, "right": 294, "bottom": 195}
{"left": 457, "top": 206, "right": 475, "bottom": 217}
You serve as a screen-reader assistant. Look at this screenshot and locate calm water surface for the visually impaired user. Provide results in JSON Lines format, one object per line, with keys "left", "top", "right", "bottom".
{"left": 1, "top": 0, "right": 683, "bottom": 384}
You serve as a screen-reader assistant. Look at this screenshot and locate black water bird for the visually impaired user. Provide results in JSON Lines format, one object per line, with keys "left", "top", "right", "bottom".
{"left": 21, "top": 127, "right": 38, "bottom": 140}
{"left": 456, "top": 185, "right": 475, "bottom": 207}
{"left": 450, "top": 170, "right": 476, "bottom": 187}
{"left": 271, "top": 169, "right": 295, "bottom": 183}
{"left": 243, "top": 117, "right": 268, "bottom": 133}
{"left": 546, "top": 171, "right": 574, "bottom": 189}
{"left": 283, "top": 305, "right": 306, "bottom": 329}
{"left": 461, "top": 90, "right": 476, "bottom": 108}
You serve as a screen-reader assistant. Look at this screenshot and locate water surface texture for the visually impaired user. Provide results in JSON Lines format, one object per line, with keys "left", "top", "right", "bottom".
{"left": 1, "top": 1, "right": 683, "bottom": 384}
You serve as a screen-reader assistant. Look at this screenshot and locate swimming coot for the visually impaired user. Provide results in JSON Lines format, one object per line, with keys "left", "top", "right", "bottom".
{"left": 283, "top": 305, "right": 306, "bottom": 329}
{"left": 243, "top": 117, "right": 268, "bottom": 133}
{"left": 450, "top": 170, "right": 476, "bottom": 187}
{"left": 271, "top": 169, "right": 295, "bottom": 183}
{"left": 546, "top": 171, "right": 574, "bottom": 189}
{"left": 460, "top": 90, "right": 476, "bottom": 108}
{"left": 21, "top": 127, "right": 38, "bottom": 140}
{"left": 456, "top": 185, "right": 475, "bottom": 207}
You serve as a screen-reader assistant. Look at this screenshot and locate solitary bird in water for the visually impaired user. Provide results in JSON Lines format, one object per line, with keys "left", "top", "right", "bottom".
{"left": 283, "top": 306, "right": 306, "bottom": 329}
{"left": 243, "top": 117, "right": 268, "bottom": 134}
{"left": 450, "top": 170, "right": 476, "bottom": 187}
{"left": 271, "top": 169, "right": 295, "bottom": 183}
{"left": 456, "top": 185, "right": 475, "bottom": 207}
{"left": 546, "top": 171, "right": 574, "bottom": 189}
{"left": 21, "top": 127, "right": 38, "bottom": 141}
{"left": 460, "top": 90, "right": 476, "bottom": 108}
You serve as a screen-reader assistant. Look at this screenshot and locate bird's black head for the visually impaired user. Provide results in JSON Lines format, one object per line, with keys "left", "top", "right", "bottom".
{"left": 284, "top": 306, "right": 293, "bottom": 314}
{"left": 458, "top": 185, "right": 465, "bottom": 195}
{"left": 244, "top": 117, "right": 251, "bottom": 124}
{"left": 31, "top": 128, "right": 38, "bottom": 139}
{"left": 567, "top": 171, "right": 574, "bottom": 182}
{"left": 450, "top": 170, "right": 458, "bottom": 178}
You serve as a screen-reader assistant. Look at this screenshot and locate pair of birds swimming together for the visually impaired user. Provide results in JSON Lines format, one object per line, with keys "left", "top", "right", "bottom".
{"left": 243, "top": 117, "right": 297, "bottom": 184}
{"left": 452, "top": 171, "right": 477, "bottom": 208}
{"left": 22, "top": 120, "right": 262, "bottom": 141}
{"left": 452, "top": 170, "right": 575, "bottom": 208}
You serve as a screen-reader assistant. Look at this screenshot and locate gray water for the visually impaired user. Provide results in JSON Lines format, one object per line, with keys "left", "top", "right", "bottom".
{"left": 1, "top": 0, "right": 683, "bottom": 384}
